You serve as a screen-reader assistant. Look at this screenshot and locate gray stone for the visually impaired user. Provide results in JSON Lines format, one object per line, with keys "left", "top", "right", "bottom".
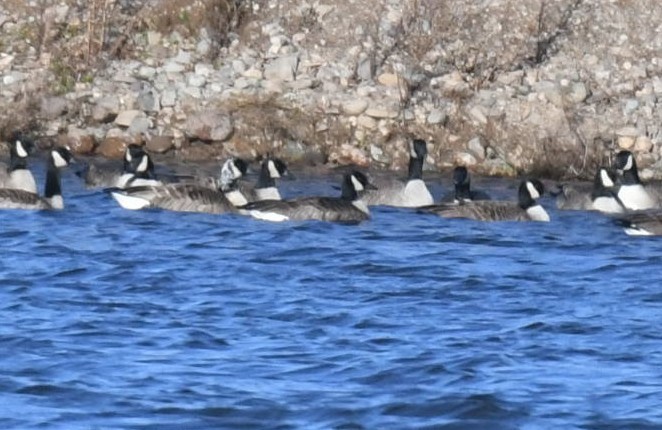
{"left": 468, "top": 137, "right": 485, "bottom": 160}
{"left": 92, "top": 96, "right": 120, "bottom": 122}
{"left": 194, "top": 63, "right": 214, "bottom": 77}
{"left": 356, "top": 56, "right": 373, "bottom": 81}
{"left": 187, "top": 73, "right": 207, "bottom": 87}
{"left": 128, "top": 117, "right": 152, "bottom": 135}
{"left": 115, "top": 110, "right": 144, "bottom": 127}
{"left": 137, "top": 66, "right": 156, "bottom": 79}
{"left": 146, "top": 31, "right": 161, "bottom": 46}
{"left": 342, "top": 99, "right": 369, "bottom": 116}
{"left": 161, "top": 90, "right": 177, "bottom": 107}
{"left": 264, "top": 55, "right": 299, "bottom": 82}
{"left": 174, "top": 50, "right": 192, "bottom": 64}
{"left": 365, "top": 104, "right": 399, "bottom": 119}
{"left": 185, "top": 111, "right": 234, "bottom": 142}
{"left": 40, "top": 96, "right": 68, "bottom": 120}
{"left": 427, "top": 108, "right": 446, "bottom": 125}
{"left": 137, "top": 89, "right": 159, "bottom": 112}
{"left": 163, "top": 61, "right": 185, "bottom": 73}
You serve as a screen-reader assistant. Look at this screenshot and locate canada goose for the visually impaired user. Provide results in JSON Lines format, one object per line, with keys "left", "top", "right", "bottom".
{"left": 554, "top": 168, "right": 625, "bottom": 214}
{"left": 362, "top": 138, "right": 433, "bottom": 207}
{"left": 110, "top": 157, "right": 248, "bottom": 213}
{"left": 239, "top": 157, "right": 290, "bottom": 202}
{"left": 439, "top": 166, "right": 491, "bottom": 203}
{"left": 0, "top": 147, "right": 73, "bottom": 210}
{"left": 0, "top": 135, "right": 37, "bottom": 193}
{"left": 77, "top": 144, "right": 159, "bottom": 188}
{"left": 240, "top": 171, "right": 376, "bottom": 222}
{"left": 615, "top": 210, "right": 662, "bottom": 236}
{"left": 419, "top": 179, "right": 549, "bottom": 222}
{"left": 614, "top": 150, "right": 659, "bottom": 210}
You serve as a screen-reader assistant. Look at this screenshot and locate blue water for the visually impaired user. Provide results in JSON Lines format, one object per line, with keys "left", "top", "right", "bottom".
{"left": 2, "top": 165, "right": 662, "bottom": 430}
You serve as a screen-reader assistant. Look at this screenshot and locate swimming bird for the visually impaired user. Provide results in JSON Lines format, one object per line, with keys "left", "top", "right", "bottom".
{"left": 615, "top": 210, "right": 662, "bottom": 236}
{"left": 77, "top": 144, "right": 160, "bottom": 189}
{"left": 439, "top": 166, "right": 491, "bottom": 203}
{"left": 240, "top": 171, "right": 376, "bottom": 222}
{"left": 361, "top": 138, "right": 433, "bottom": 207}
{"left": 0, "top": 147, "right": 73, "bottom": 210}
{"left": 613, "top": 150, "right": 659, "bottom": 210}
{"left": 554, "top": 167, "right": 625, "bottom": 214}
{"left": 419, "top": 179, "right": 549, "bottom": 222}
{"left": 0, "top": 135, "right": 37, "bottom": 193}
{"left": 109, "top": 157, "right": 248, "bottom": 213}
{"left": 239, "top": 157, "right": 290, "bottom": 202}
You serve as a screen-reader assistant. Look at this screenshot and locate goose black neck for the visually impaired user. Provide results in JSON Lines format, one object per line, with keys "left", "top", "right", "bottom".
{"left": 620, "top": 165, "right": 641, "bottom": 185}
{"left": 44, "top": 159, "right": 62, "bottom": 199}
{"left": 455, "top": 182, "right": 472, "bottom": 201}
{"left": 9, "top": 152, "right": 28, "bottom": 172}
{"left": 256, "top": 162, "right": 275, "bottom": 189}
{"left": 341, "top": 176, "right": 358, "bottom": 201}
{"left": 408, "top": 156, "right": 424, "bottom": 180}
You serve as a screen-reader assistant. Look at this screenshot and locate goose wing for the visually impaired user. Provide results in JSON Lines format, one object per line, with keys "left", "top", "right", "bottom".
{"left": 420, "top": 201, "right": 527, "bottom": 221}
{"left": 117, "top": 184, "right": 236, "bottom": 213}
{"left": 0, "top": 189, "right": 50, "bottom": 210}
{"left": 242, "top": 197, "right": 368, "bottom": 222}
{"left": 554, "top": 183, "right": 592, "bottom": 210}
{"left": 361, "top": 179, "right": 405, "bottom": 206}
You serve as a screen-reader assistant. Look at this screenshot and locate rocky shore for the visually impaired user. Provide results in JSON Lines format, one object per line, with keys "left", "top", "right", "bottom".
{"left": 1, "top": 0, "right": 662, "bottom": 180}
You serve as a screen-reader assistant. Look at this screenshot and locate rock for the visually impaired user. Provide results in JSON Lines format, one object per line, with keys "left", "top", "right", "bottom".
{"left": 187, "top": 73, "right": 207, "bottom": 87}
{"left": 329, "top": 144, "right": 369, "bottom": 166}
{"left": 356, "top": 55, "right": 374, "bottom": 81}
{"left": 365, "top": 104, "right": 400, "bottom": 119}
{"left": 427, "top": 108, "right": 446, "bottom": 125}
{"left": 634, "top": 135, "right": 653, "bottom": 153}
{"left": 128, "top": 117, "right": 152, "bottom": 135}
{"left": 616, "top": 127, "right": 639, "bottom": 137}
{"left": 0, "top": 54, "right": 14, "bottom": 71}
{"left": 467, "top": 137, "right": 485, "bottom": 160}
{"left": 146, "top": 135, "right": 174, "bottom": 154}
{"left": 357, "top": 115, "right": 378, "bottom": 130}
{"left": 377, "top": 73, "right": 402, "bottom": 87}
{"left": 97, "top": 136, "right": 128, "bottom": 159}
{"left": 264, "top": 55, "right": 299, "bottom": 82}
{"left": 185, "top": 111, "right": 234, "bottom": 142}
{"left": 194, "top": 63, "right": 214, "bottom": 77}
{"left": 618, "top": 136, "right": 635, "bottom": 150}
{"left": 137, "top": 66, "right": 156, "bottom": 79}
{"left": 342, "top": 99, "right": 369, "bottom": 116}
{"left": 163, "top": 61, "right": 185, "bottom": 73}
{"left": 115, "top": 110, "right": 144, "bottom": 127}
{"left": 92, "top": 96, "right": 120, "bottom": 123}
{"left": 40, "top": 96, "right": 68, "bottom": 120}
{"left": 63, "top": 127, "right": 95, "bottom": 155}
{"left": 136, "top": 89, "right": 159, "bottom": 112}
{"left": 146, "top": 31, "right": 161, "bottom": 46}
{"left": 160, "top": 90, "right": 177, "bottom": 107}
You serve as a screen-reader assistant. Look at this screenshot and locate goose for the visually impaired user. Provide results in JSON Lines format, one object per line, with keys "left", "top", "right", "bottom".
{"left": 109, "top": 157, "right": 248, "bottom": 213}
{"left": 239, "top": 157, "right": 290, "bottom": 202}
{"left": 77, "top": 144, "right": 159, "bottom": 189}
{"left": 419, "top": 179, "right": 549, "bottom": 222}
{"left": 239, "top": 171, "right": 376, "bottom": 222}
{"left": 554, "top": 168, "right": 625, "bottom": 214}
{"left": 0, "top": 135, "right": 37, "bottom": 193}
{"left": 615, "top": 210, "right": 662, "bottom": 236}
{"left": 439, "top": 166, "right": 491, "bottom": 203}
{"left": 613, "top": 150, "right": 658, "bottom": 210}
{"left": 0, "top": 147, "right": 73, "bottom": 210}
{"left": 361, "top": 138, "right": 433, "bottom": 207}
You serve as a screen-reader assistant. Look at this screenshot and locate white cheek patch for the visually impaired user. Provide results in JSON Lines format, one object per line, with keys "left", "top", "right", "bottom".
{"left": 623, "top": 155, "right": 633, "bottom": 171}
{"left": 16, "top": 141, "right": 28, "bottom": 158}
{"left": 600, "top": 170, "right": 614, "bottom": 187}
{"left": 125, "top": 150, "right": 132, "bottom": 162}
{"left": 267, "top": 160, "right": 281, "bottom": 178}
{"left": 52, "top": 150, "right": 68, "bottom": 168}
{"left": 351, "top": 175, "right": 364, "bottom": 193}
{"left": 409, "top": 142, "right": 417, "bottom": 158}
{"left": 230, "top": 161, "right": 243, "bottom": 179}
{"left": 136, "top": 155, "right": 149, "bottom": 173}
{"left": 526, "top": 181, "right": 540, "bottom": 199}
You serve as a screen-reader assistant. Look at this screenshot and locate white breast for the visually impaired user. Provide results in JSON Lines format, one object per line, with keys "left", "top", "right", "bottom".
{"left": 249, "top": 210, "right": 289, "bottom": 222}
{"left": 9, "top": 170, "right": 37, "bottom": 193}
{"left": 618, "top": 184, "right": 657, "bottom": 210}
{"left": 591, "top": 196, "right": 624, "bottom": 214}
{"left": 255, "top": 187, "right": 281, "bottom": 201}
{"left": 526, "top": 204, "right": 550, "bottom": 222}
{"left": 402, "top": 179, "right": 433, "bottom": 207}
